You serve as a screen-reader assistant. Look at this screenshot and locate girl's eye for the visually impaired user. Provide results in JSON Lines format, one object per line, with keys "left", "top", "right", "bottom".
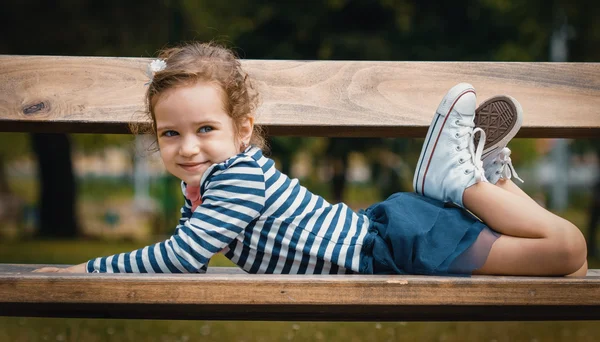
{"left": 162, "top": 130, "right": 178, "bottom": 137}
{"left": 199, "top": 126, "right": 213, "bottom": 133}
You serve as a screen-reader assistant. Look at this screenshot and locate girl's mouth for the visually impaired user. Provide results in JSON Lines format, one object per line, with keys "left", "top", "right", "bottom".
{"left": 178, "top": 162, "right": 207, "bottom": 172}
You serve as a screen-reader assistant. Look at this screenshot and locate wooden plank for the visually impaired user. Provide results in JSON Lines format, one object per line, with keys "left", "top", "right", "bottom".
{"left": 1, "top": 264, "right": 599, "bottom": 321}
{"left": 1, "top": 56, "right": 599, "bottom": 137}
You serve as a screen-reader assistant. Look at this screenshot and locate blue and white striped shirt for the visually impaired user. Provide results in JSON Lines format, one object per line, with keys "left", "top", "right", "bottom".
{"left": 87, "top": 147, "right": 371, "bottom": 274}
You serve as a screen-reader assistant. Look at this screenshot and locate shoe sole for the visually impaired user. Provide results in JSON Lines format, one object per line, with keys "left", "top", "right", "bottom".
{"left": 413, "top": 83, "right": 475, "bottom": 196}
{"left": 474, "top": 95, "right": 523, "bottom": 159}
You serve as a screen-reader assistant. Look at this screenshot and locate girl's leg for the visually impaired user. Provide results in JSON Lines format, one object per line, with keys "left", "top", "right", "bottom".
{"left": 492, "top": 179, "right": 589, "bottom": 276}
{"left": 494, "top": 178, "right": 540, "bottom": 206}
{"left": 463, "top": 181, "right": 587, "bottom": 276}
{"left": 568, "top": 259, "right": 588, "bottom": 277}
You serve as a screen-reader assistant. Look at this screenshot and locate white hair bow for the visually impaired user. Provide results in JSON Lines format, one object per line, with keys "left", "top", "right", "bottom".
{"left": 145, "top": 59, "right": 167, "bottom": 85}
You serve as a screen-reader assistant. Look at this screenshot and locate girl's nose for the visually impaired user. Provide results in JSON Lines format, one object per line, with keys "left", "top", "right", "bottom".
{"left": 179, "top": 137, "right": 200, "bottom": 157}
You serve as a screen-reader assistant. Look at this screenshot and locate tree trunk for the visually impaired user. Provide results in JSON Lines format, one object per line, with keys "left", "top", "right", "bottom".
{"left": 31, "top": 133, "right": 79, "bottom": 238}
{"left": 0, "top": 155, "right": 10, "bottom": 194}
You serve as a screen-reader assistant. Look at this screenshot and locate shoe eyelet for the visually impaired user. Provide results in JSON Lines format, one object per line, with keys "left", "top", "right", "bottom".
{"left": 455, "top": 146, "right": 460, "bottom": 151}
{"left": 455, "top": 120, "right": 460, "bottom": 125}
{"left": 459, "top": 158, "right": 465, "bottom": 164}
{"left": 496, "top": 171, "right": 501, "bottom": 174}
{"left": 454, "top": 133, "right": 460, "bottom": 138}
{"left": 464, "top": 169, "right": 470, "bottom": 175}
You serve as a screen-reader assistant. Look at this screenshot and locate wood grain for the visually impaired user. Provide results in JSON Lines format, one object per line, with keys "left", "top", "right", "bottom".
{"left": 1, "top": 265, "right": 599, "bottom": 321}
{"left": 1, "top": 56, "right": 599, "bottom": 137}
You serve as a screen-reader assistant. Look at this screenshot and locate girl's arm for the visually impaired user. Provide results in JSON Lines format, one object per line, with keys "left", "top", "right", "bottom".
{"left": 32, "top": 191, "right": 196, "bottom": 274}
{"left": 36, "top": 158, "right": 266, "bottom": 274}
{"left": 32, "top": 263, "right": 86, "bottom": 273}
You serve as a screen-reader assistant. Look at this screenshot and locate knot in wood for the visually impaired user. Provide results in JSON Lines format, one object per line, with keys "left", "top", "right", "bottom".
{"left": 22, "top": 101, "right": 49, "bottom": 115}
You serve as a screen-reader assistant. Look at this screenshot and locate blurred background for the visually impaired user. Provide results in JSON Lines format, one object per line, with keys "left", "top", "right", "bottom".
{"left": 1, "top": 0, "right": 599, "bottom": 341}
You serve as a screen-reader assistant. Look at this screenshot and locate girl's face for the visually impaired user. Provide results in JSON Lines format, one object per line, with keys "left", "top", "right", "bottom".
{"left": 154, "top": 82, "right": 251, "bottom": 187}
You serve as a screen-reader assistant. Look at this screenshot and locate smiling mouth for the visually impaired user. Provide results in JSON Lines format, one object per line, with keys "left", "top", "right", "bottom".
{"left": 178, "top": 162, "right": 208, "bottom": 172}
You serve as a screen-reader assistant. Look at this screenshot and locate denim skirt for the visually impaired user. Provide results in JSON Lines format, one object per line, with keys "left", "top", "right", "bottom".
{"left": 359, "top": 192, "right": 499, "bottom": 275}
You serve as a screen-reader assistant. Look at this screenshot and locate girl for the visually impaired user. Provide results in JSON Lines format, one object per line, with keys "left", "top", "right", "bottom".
{"left": 34, "top": 42, "right": 587, "bottom": 276}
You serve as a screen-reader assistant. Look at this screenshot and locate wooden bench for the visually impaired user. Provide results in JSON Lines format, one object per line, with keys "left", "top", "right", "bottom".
{"left": 1, "top": 56, "right": 599, "bottom": 321}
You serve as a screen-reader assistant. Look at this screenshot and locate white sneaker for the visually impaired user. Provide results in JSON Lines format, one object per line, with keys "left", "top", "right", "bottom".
{"left": 475, "top": 95, "right": 524, "bottom": 184}
{"left": 413, "top": 83, "right": 487, "bottom": 207}
{"left": 484, "top": 147, "right": 524, "bottom": 184}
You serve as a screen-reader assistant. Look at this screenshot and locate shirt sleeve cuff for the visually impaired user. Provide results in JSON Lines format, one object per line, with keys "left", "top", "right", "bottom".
{"left": 86, "top": 260, "right": 99, "bottom": 273}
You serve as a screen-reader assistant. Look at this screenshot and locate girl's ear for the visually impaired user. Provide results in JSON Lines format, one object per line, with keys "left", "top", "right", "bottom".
{"left": 239, "top": 116, "right": 255, "bottom": 146}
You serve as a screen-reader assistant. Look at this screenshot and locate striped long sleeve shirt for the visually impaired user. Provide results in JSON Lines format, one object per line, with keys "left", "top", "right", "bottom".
{"left": 86, "top": 147, "right": 371, "bottom": 274}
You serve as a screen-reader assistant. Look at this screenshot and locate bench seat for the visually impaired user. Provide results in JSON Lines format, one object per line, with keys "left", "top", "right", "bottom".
{"left": 1, "top": 264, "right": 599, "bottom": 321}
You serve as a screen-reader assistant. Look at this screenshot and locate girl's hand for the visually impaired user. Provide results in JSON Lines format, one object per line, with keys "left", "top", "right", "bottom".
{"left": 32, "top": 263, "right": 87, "bottom": 273}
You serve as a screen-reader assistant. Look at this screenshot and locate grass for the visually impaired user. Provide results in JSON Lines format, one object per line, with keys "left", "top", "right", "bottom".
{"left": 1, "top": 319, "right": 599, "bottom": 342}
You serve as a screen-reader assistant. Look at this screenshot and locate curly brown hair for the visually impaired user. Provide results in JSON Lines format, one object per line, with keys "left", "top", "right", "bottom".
{"left": 133, "top": 42, "right": 266, "bottom": 150}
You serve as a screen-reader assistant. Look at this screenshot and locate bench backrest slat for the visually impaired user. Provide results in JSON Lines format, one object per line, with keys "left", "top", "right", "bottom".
{"left": 1, "top": 56, "right": 599, "bottom": 137}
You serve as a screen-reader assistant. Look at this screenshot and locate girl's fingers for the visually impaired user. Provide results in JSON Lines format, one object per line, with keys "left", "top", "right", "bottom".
{"left": 32, "top": 267, "right": 61, "bottom": 273}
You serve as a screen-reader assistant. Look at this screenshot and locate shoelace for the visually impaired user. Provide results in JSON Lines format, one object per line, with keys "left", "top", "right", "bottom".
{"left": 495, "top": 147, "right": 524, "bottom": 183}
{"left": 468, "top": 127, "right": 487, "bottom": 182}
{"left": 454, "top": 119, "right": 474, "bottom": 151}
{"left": 456, "top": 119, "right": 487, "bottom": 183}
